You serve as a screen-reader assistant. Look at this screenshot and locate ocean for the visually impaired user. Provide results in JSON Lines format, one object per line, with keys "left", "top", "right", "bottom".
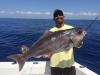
{"left": 0, "top": 18, "right": 100, "bottom": 74}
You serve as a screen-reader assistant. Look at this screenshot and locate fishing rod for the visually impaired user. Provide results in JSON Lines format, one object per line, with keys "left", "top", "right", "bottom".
{"left": 86, "top": 14, "right": 100, "bottom": 31}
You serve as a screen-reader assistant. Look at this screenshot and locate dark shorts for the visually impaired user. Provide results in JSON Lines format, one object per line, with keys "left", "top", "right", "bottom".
{"left": 51, "top": 66, "right": 76, "bottom": 75}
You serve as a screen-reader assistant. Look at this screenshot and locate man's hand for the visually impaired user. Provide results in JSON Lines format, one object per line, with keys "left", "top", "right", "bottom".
{"left": 36, "top": 52, "right": 53, "bottom": 58}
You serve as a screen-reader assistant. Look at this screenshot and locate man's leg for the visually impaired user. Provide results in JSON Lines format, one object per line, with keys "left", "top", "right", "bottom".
{"left": 51, "top": 67, "right": 62, "bottom": 75}
{"left": 63, "top": 66, "right": 76, "bottom": 75}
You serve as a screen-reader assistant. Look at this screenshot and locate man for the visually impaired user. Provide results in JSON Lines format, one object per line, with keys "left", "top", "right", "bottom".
{"left": 47, "top": 9, "right": 76, "bottom": 75}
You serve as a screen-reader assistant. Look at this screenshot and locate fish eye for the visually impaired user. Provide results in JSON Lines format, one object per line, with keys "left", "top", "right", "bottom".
{"left": 76, "top": 28, "right": 83, "bottom": 35}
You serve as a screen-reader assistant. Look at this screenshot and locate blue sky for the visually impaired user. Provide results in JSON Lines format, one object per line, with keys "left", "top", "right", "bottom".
{"left": 0, "top": 0, "right": 100, "bottom": 19}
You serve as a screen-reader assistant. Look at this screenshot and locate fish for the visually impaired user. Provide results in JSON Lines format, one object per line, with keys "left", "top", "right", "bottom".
{"left": 7, "top": 27, "right": 86, "bottom": 71}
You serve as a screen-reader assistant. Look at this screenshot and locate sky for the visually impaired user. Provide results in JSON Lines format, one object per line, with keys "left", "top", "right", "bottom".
{"left": 0, "top": 0, "right": 100, "bottom": 19}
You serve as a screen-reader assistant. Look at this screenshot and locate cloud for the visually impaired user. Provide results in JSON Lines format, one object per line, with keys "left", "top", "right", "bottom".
{"left": 79, "top": 12, "right": 98, "bottom": 16}
{"left": 0, "top": 10, "right": 15, "bottom": 14}
{"left": 0, "top": 10, "right": 99, "bottom": 19}
{"left": 64, "top": 12, "right": 74, "bottom": 15}
{"left": 0, "top": 10, "right": 51, "bottom": 15}
{"left": 15, "top": 10, "right": 51, "bottom": 15}
{"left": 64, "top": 11, "right": 99, "bottom": 16}
{"left": 0, "top": 11, "right": 6, "bottom": 14}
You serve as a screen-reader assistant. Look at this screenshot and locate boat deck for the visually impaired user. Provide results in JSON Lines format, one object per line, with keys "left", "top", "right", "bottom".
{"left": 0, "top": 61, "right": 98, "bottom": 75}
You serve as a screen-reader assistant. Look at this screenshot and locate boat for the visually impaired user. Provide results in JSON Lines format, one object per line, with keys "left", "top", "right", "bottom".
{"left": 0, "top": 61, "right": 98, "bottom": 75}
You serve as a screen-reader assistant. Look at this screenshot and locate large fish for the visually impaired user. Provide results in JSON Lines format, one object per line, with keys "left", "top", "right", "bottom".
{"left": 7, "top": 28, "right": 86, "bottom": 71}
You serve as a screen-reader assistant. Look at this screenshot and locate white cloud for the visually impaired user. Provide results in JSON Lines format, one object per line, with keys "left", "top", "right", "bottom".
{"left": 0, "top": 10, "right": 51, "bottom": 15}
{"left": 64, "top": 12, "right": 74, "bottom": 15}
{"left": 0, "top": 10, "right": 99, "bottom": 19}
{"left": 79, "top": 12, "right": 98, "bottom": 16}
{"left": 44, "top": 12, "right": 50, "bottom": 15}
{"left": 60, "top": 11, "right": 100, "bottom": 19}
{"left": 0, "top": 10, "right": 99, "bottom": 16}
{"left": 0, "top": 10, "right": 15, "bottom": 14}
{"left": 64, "top": 11, "right": 99, "bottom": 16}
{"left": 0, "top": 10, "right": 6, "bottom": 14}
{"left": 15, "top": 10, "right": 51, "bottom": 15}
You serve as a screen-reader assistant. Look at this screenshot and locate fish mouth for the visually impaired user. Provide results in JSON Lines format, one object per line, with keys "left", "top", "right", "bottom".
{"left": 75, "top": 31, "right": 86, "bottom": 48}
{"left": 71, "top": 38, "right": 83, "bottom": 48}
{"left": 70, "top": 37, "right": 84, "bottom": 48}
{"left": 77, "top": 41, "right": 83, "bottom": 48}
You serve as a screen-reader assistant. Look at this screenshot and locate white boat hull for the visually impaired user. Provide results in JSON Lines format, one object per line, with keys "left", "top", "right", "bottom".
{"left": 0, "top": 61, "right": 98, "bottom": 75}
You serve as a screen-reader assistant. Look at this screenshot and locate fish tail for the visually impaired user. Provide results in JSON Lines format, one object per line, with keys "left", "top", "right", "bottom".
{"left": 7, "top": 54, "right": 25, "bottom": 71}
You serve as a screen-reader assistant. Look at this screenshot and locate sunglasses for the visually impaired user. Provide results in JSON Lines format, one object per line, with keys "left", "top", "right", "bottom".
{"left": 55, "top": 16, "right": 64, "bottom": 20}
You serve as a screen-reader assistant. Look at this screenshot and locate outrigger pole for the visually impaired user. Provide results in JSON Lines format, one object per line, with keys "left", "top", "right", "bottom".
{"left": 86, "top": 14, "right": 100, "bottom": 31}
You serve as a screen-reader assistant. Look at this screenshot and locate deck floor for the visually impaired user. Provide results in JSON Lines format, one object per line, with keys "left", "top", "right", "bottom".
{"left": 0, "top": 62, "right": 97, "bottom": 75}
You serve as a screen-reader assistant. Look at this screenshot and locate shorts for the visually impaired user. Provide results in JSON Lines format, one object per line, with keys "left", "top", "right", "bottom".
{"left": 51, "top": 66, "right": 76, "bottom": 75}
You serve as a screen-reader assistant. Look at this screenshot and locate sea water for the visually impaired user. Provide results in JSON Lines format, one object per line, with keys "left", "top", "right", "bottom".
{"left": 0, "top": 18, "right": 100, "bottom": 74}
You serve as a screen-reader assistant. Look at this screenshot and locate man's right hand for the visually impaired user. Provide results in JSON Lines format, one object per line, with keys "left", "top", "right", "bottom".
{"left": 36, "top": 52, "right": 53, "bottom": 59}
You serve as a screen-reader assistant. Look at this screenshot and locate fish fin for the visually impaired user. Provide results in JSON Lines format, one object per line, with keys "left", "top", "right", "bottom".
{"left": 21, "top": 45, "right": 29, "bottom": 53}
{"left": 7, "top": 54, "right": 25, "bottom": 71}
{"left": 31, "top": 31, "right": 53, "bottom": 47}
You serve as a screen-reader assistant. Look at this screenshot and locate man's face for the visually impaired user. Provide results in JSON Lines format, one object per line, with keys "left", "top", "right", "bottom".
{"left": 54, "top": 16, "right": 64, "bottom": 25}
